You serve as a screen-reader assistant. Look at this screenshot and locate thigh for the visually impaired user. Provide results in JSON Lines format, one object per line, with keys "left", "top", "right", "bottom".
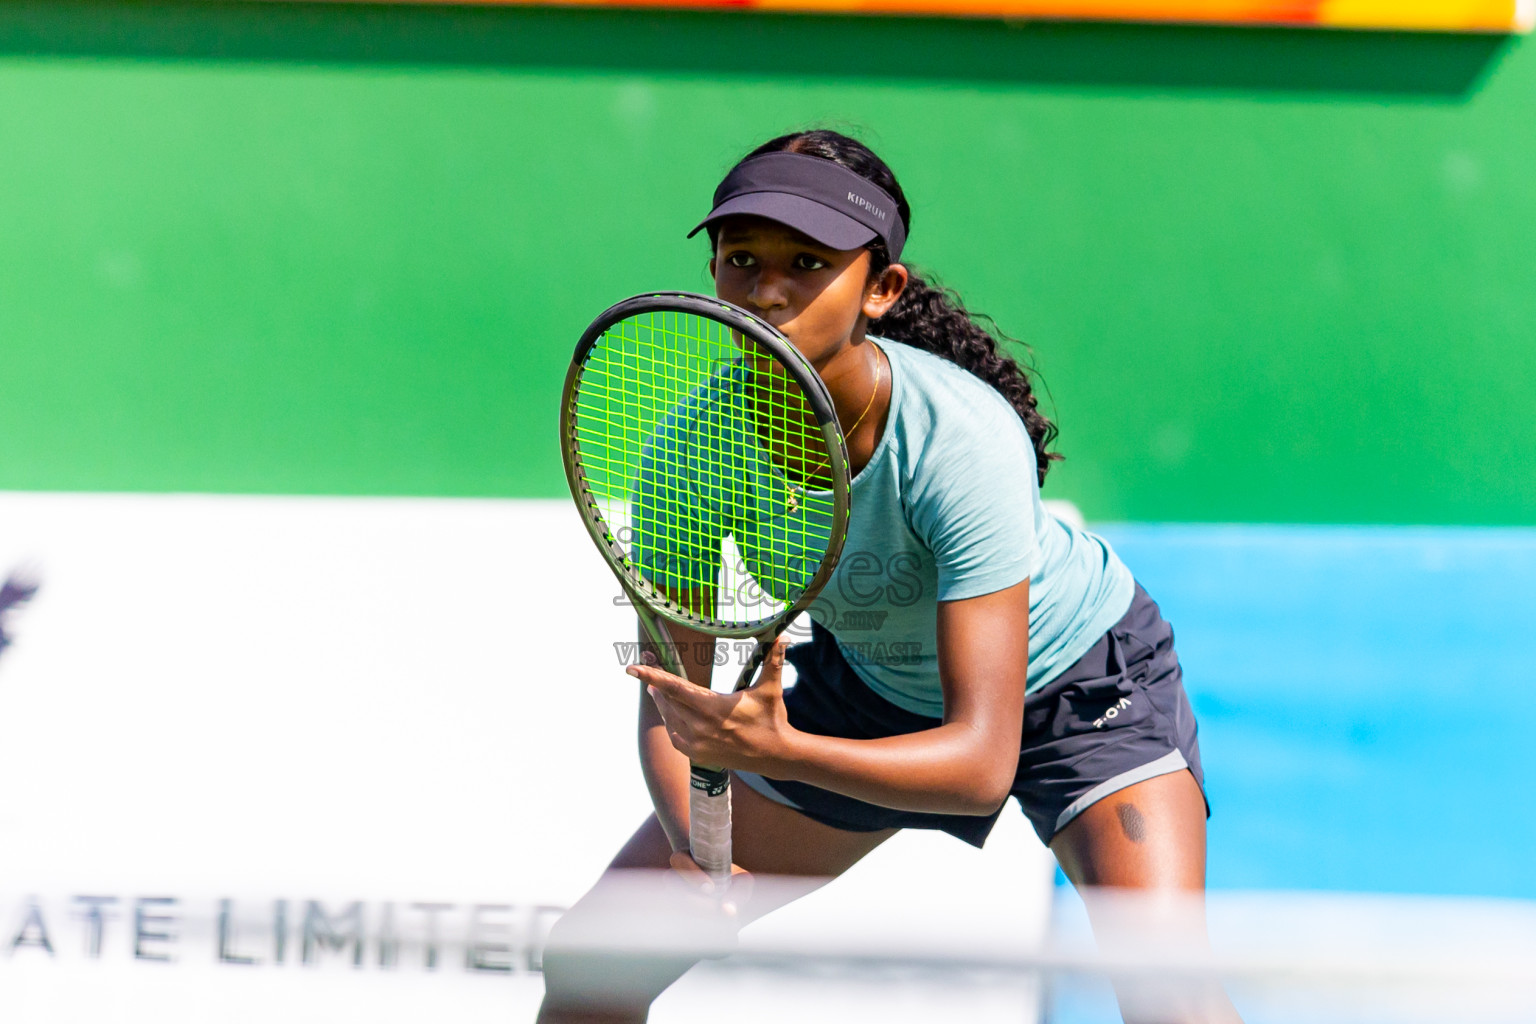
{"left": 540, "top": 778, "right": 898, "bottom": 1022}
{"left": 611, "top": 775, "right": 897, "bottom": 915}
{"left": 1048, "top": 770, "right": 1244, "bottom": 1024}
{"left": 731, "top": 774, "right": 899, "bottom": 877}
{"left": 1048, "top": 767, "right": 1207, "bottom": 890}
{"left": 546, "top": 779, "right": 897, "bottom": 1019}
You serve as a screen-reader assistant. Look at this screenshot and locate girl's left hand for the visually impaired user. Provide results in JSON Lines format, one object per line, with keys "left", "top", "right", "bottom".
{"left": 629, "top": 637, "right": 799, "bottom": 775}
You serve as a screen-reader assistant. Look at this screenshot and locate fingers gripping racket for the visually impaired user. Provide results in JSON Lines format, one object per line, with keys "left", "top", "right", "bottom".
{"left": 559, "top": 292, "right": 851, "bottom": 885}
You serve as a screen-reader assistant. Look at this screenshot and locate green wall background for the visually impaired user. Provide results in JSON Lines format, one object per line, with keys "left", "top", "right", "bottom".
{"left": 0, "top": 1, "right": 1532, "bottom": 524}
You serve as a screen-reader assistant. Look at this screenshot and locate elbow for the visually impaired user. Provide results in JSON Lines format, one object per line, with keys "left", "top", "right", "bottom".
{"left": 943, "top": 729, "right": 1016, "bottom": 815}
{"left": 967, "top": 784, "right": 1013, "bottom": 818}
{"left": 954, "top": 763, "right": 1014, "bottom": 817}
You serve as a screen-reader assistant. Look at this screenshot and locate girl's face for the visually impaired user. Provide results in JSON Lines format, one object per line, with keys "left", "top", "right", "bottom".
{"left": 710, "top": 216, "right": 905, "bottom": 368}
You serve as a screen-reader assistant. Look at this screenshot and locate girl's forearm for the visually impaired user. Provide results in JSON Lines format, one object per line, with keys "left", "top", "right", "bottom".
{"left": 635, "top": 616, "right": 720, "bottom": 853}
{"left": 639, "top": 692, "right": 694, "bottom": 852}
{"left": 771, "top": 724, "right": 1014, "bottom": 817}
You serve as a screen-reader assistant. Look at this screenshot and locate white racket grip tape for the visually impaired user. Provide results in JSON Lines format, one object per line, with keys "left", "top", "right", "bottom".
{"left": 689, "top": 770, "right": 733, "bottom": 885}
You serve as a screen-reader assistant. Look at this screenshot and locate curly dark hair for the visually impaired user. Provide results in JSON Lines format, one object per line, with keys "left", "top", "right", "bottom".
{"left": 731, "top": 129, "right": 1061, "bottom": 486}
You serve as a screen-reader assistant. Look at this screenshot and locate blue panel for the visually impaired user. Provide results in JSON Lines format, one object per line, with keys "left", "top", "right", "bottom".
{"left": 1045, "top": 526, "right": 1536, "bottom": 1022}
{"left": 1091, "top": 524, "right": 1536, "bottom": 896}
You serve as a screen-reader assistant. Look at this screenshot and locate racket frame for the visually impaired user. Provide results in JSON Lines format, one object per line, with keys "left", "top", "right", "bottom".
{"left": 559, "top": 291, "right": 853, "bottom": 884}
{"left": 561, "top": 291, "right": 850, "bottom": 641}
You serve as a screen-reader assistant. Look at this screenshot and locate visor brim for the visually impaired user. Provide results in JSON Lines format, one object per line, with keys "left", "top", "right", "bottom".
{"left": 687, "top": 193, "right": 880, "bottom": 252}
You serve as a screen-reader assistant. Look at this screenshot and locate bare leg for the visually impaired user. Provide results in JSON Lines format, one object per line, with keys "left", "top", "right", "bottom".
{"left": 538, "top": 778, "right": 896, "bottom": 1024}
{"left": 1050, "top": 769, "right": 1243, "bottom": 1024}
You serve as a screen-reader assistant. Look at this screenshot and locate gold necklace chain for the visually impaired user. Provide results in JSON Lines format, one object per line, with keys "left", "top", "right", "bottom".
{"left": 787, "top": 343, "right": 882, "bottom": 513}
{"left": 841, "top": 342, "right": 884, "bottom": 442}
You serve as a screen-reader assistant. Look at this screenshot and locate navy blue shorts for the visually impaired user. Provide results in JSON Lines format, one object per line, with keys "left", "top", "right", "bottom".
{"left": 735, "top": 582, "right": 1208, "bottom": 847}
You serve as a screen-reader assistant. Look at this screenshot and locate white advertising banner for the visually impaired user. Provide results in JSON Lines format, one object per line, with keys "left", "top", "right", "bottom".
{"left": 0, "top": 493, "right": 1053, "bottom": 1023}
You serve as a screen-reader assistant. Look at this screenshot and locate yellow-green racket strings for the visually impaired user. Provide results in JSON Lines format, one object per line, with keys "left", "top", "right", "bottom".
{"left": 570, "top": 311, "right": 837, "bottom": 630}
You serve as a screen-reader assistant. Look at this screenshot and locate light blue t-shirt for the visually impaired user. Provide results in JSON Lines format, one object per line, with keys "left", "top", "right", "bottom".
{"left": 632, "top": 337, "right": 1133, "bottom": 716}
{"left": 804, "top": 339, "right": 1134, "bottom": 715}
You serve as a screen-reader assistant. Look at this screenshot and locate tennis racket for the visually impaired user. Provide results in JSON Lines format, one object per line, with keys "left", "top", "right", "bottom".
{"left": 559, "top": 291, "right": 852, "bottom": 885}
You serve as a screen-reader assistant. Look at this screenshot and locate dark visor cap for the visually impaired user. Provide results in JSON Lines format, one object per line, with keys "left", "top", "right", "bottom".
{"left": 688, "top": 152, "right": 907, "bottom": 261}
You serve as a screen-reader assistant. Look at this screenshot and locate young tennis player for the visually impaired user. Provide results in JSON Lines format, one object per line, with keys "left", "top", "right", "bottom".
{"left": 540, "top": 130, "right": 1240, "bottom": 1024}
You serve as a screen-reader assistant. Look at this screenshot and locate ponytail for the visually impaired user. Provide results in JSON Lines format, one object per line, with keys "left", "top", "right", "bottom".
{"left": 870, "top": 268, "right": 1060, "bottom": 486}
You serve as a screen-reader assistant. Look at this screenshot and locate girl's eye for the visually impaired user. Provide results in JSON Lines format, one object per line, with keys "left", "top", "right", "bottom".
{"left": 794, "top": 254, "right": 828, "bottom": 271}
{"left": 726, "top": 252, "right": 755, "bottom": 268}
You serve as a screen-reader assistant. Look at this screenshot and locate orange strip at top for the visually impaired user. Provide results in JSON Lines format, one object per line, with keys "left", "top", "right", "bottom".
{"left": 349, "top": 0, "right": 1535, "bottom": 31}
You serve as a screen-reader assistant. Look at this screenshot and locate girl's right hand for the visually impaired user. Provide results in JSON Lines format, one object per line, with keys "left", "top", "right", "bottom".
{"left": 667, "top": 849, "right": 754, "bottom": 918}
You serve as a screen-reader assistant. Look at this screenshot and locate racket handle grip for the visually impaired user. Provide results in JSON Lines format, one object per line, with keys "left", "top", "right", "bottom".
{"left": 689, "top": 765, "right": 733, "bottom": 885}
